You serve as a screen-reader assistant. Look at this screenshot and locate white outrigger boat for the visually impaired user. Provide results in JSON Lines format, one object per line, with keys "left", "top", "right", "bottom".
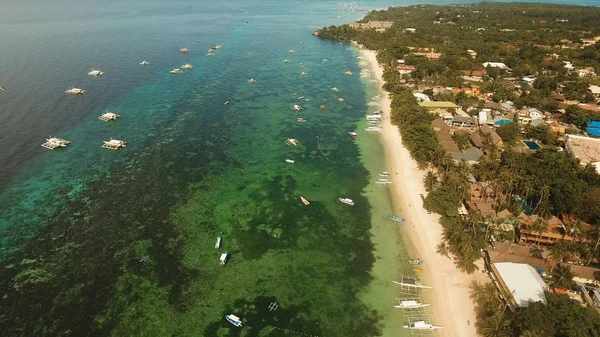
{"left": 102, "top": 139, "right": 127, "bottom": 150}
{"left": 345, "top": 71, "right": 353, "bottom": 75}
{"left": 331, "top": 87, "right": 339, "bottom": 92}
{"left": 41, "top": 137, "right": 70, "bottom": 150}
{"left": 394, "top": 298, "right": 431, "bottom": 309}
{"left": 365, "top": 126, "right": 383, "bottom": 132}
{"left": 403, "top": 321, "right": 443, "bottom": 330}
{"left": 225, "top": 314, "right": 242, "bottom": 327}
{"left": 181, "top": 64, "right": 194, "bottom": 69}
{"left": 65, "top": 87, "right": 86, "bottom": 95}
{"left": 140, "top": 60, "right": 151, "bottom": 66}
{"left": 339, "top": 198, "right": 354, "bottom": 206}
{"left": 393, "top": 277, "right": 432, "bottom": 289}
{"left": 87, "top": 69, "right": 104, "bottom": 76}
{"left": 376, "top": 179, "right": 392, "bottom": 185}
{"left": 215, "top": 236, "right": 222, "bottom": 249}
{"left": 180, "top": 48, "right": 190, "bottom": 53}
{"left": 286, "top": 138, "right": 299, "bottom": 146}
{"left": 214, "top": 44, "right": 223, "bottom": 50}
{"left": 170, "top": 68, "right": 182, "bottom": 74}
{"left": 220, "top": 252, "right": 230, "bottom": 265}
{"left": 98, "top": 111, "right": 120, "bottom": 122}
{"left": 379, "top": 171, "right": 390, "bottom": 177}
{"left": 285, "top": 159, "right": 295, "bottom": 164}
{"left": 292, "top": 104, "right": 303, "bottom": 112}
{"left": 408, "top": 259, "right": 424, "bottom": 265}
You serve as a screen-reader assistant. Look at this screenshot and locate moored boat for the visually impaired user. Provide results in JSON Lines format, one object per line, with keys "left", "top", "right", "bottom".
{"left": 41, "top": 137, "right": 70, "bottom": 150}
{"left": 408, "top": 259, "right": 424, "bottom": 265}
{"left": 413, "top": 268, "right": 423, "bottom": 272}
{"left": 65, "top": 87, "right": 86, "bottom": 95}
{"left": 300, "top": 196, "right": 310, "bottom": 205}
{"left": 365, "top": 126, "right": 383, "bottom": 132}
{"left": 170, "top": 68, "right": 182, "bottom": 74}
{"left": 292, "top": 104, "right": 303, "bottom": 112}
{"left": 389, "top": 215, "right": 405, "bottom": 222}
{"left": 379, "top": 171, "right": 390, "bottom": 177}
{"left": 376, "top": 179, "right": 392, "bottom": 185}
{"left": 140, "top": 60, "right": 151, "bottom": 66}
{"left": 344, "top": 71, "right": 352, "bottom": 75}
{"left": 338, "top": 98, "right": 344, "bottom": 103}
{"left": 248, "top": 78, "right": 256, "bottom": 83}
{"left": 102, "top": 139, "right": 127, "bottom": 150}
{"left": 220, "top": 252, "right": 229, "bottom": 265}
{"left": 180, "top": 48, "right": 190, "bottom": 53}
{"left": 331, "top": 87, "right": 339, "bottom": 92}
{"left": 283, "top": 59, "right": 289, "bottom": 63}
{"left": 402, "top": 321, "right": 442, "bottom": 330}
{"left": 87, "top": 68, "right": 104, "bottom": 76}
{"left": 225, "top": 314, "right": 242, "bottom": 327}
{"left": 394, "top": 299, "right": 431, "bottom": 309}
{"left": 286, "top": 138, "right": 299, "bottom": 146}
{"left": 348, "top": 132, "right": 357, "bottom": 139}
{"left": 215, "top": 236, "right": 222, "bottom": 249}
{"left": 338, "top": 198, "right": 354, "bottom": 206}
{"left": 296, "top": 117, "right": 306, "bottom": 123}
{"left": 285, "top": 159, "right": 295, "bottom": 164}
{"left": 181, "top": 64, "right": 194, "bottom": 69}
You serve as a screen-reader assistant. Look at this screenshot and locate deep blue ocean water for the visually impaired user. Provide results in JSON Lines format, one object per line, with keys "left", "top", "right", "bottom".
{"left": 0, "top": 0, "right": 599, "bottom": 336}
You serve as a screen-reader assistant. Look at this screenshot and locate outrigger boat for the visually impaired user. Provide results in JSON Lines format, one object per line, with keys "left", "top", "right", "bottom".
{"left": 338, "top": 98, "right": 344, "bottom": 103}
{"left": 394, "top": 299, "right": 431, "bottom": 309}
{"left": 408, "top": 259, "right": 424, "bottom": 265}
{"left": 348, "top": 132, "right": 357, "bottom": 139}
{"left": 376, "top": 179, "right": 392, "bottom": 185}
{"left": 300, "top": 196, "right": 310, "bottom": 206}
{"left": 215, "top": 236, "right": 222, "bottom": 249}
{"left": 402, "top": 321, "right": 443, "bottom": 330}
{"left": 181, "top": 64, "right": 194, "bottom": 69}
{"left": 87, "top": 69, "right": 104, "bottom": 76}
{"left": 389, "top": 215, "right": 405, "bottom": 222}
{"left": 285, "top": 159, "right": 295, "bottom": 164}
{"left": 65, "top": 87, "right": 86, "bottom": 95}
{"left": 379, "top": 172, "right": 390, "bottom": 177}
{"left": 296, "top": 118, "right": 306, "bottom": 123}
{"left": 225, "top": 314, "right": 242, "bottom": 327}
{"left": 139, "top": 60, "right": 151, "bottom": 66}
{"left": 286, "top": 138, "right": 299, "bottom": 146}
{"left": 331, "top": 87, "right": 339, "bottom": 92}
{"left": 41, "top": 137, "right": 70, "bottom": 150}
{"left": 98, "top": 111, "right": 120, "bottom": 122}
{"left": 180, "top": 48, "right": 190, "bottom": 53}
{"left": 102, "top": 139, "right": 127, "bottom": 150}
{"left": 170, "top": 68, "right": 182, "bottom": 74}
{"left": 220, "top": 252, "right": 230, "bottom": 265}
{"left": 339, "top": 198, "right": 354, "bottom": 206}
{"left": 393, "top": 278, "right": 432, "bottom": 289}
{"left": 365, "top": 126, "right": 383, "bottom": 132}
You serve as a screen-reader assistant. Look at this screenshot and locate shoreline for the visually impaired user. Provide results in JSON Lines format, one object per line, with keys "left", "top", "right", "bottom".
{"left": 358, "top": 46, "right": 488, "bottom": 337}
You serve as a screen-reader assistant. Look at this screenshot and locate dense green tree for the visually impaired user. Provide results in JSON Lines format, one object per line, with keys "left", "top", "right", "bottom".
{"left": 496, "top": 123, "right": 520, "bottom": 143}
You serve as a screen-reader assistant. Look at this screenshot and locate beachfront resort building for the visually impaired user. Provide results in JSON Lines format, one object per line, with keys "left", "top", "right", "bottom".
{"left": 418, "top": 101, "right": 458, "bottom": 113}
{"left": 565, "top": 134, "right": 600, "bottom": 174}
{"left": 396, "top": 65, "right": 416, "bottom": 75}
{"left": 349, "top": 21, "right": 393, "bottom": 32}
{"left": 489, "top": 262, "right": 548, "bottom": 310}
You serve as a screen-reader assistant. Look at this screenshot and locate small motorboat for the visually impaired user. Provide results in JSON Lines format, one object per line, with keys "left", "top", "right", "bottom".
{"left": 170, "top": 68, "right": 182, "bottom": 74}
{"left": 286, "top": 138, "right": 299, "bottom": 146}
{"left": 220, "top": 252, "right": 229, "bottom": 265}
{"left": 300, "top": 196, "right": 310, "bottom": 206}
{"left": 414, "top": 268, "right": 424, "bottom": 272}
{"left": 180, "top": 48, "right": 190, "bottom": 53}
{"left": 206, "top": 52, "right": 215, "bottom": 56}
{"left": 408, "top": 259, "right": 424, "bottom": 265}
{"left": 389, "top": 215, "right": 405, "bottom": 222}
{"left": 338, "top": 98, "right": 344, "bottom": 103}
{"left": 225, "top": 314, "right": 242, "bottom": 327}
{"left": 376, "top": 179, "right": 392, "bottom": 185}
{"left": 331, "top": 87, "right": 339, "bottom": 92}
{"left": 322, "top": 58, "right": 328, "bottom": 62}
{"left": 348, "top": 132, "right": 357, "bottom": 139}
{"left": 296, "top": 118, "right": 306, "bottom": 123}
{"left": 248, "top": 78, "right": 256, "bottom": 83}
{"left": 87, "top": 69, "right": 104, "bottom": 76}
{"left": 345, "top": 71, "right": 353, "bottom": 76}
{"left": 339, "top": 198, "right": 354, "bottom": 206}
{"left": 283, "top": 59, "right": 289, "bottom": 63}
{"left": 215, "top": 236, "right": 222, "bottom": 249}
{"left": 140, "top": 60, "right": 151, "bottom": 66}
{"left": 320, "top": 105, "right": 325, "bottom": 109}
{"left": 181, "top": 64, "right": 194, "bottom": 69}
{"left": 0, "top": 86, "right": 4, "bottom": 91}
{"left": 285, "top": 159, "right": 295, "bottom": 164}
{"left": 288, "top": 49, "right": 295, "bottom": 54}
{"left": 65, "top": 87, "right": 86, "bottom": 95}
{"left": 300, "top": 71, "right": 307, "bottom": 76}
{"left": 292, "top": 104, "right": 303, "bottom": 112}
{"left": 297, "top": 96, "right": 305, "bottom": 100}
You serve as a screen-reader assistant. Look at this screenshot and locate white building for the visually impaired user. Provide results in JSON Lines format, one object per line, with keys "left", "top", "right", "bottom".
{"left": 491, "top": 262, "right": 548, "bottom": 308}
{"left": 483, "top": 62, "right": 509, "bottom": 69}
{"left": 528, "top": 108, "right": 543, "bottom": 119}
{"left": 565, "top": 134, "right": 600, "bottom": 174}
{"left": 478, "top": 109, "right": 489, "bottom": 125}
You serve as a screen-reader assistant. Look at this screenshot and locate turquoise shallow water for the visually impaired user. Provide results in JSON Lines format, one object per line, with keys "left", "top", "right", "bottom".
{"left": 0, "top": 0, "right": 598, "bottom": 336}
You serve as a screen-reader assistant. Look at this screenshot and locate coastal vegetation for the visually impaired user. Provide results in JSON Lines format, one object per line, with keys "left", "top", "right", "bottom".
{"left": 317, "top": 2, "right": 600, "bottom": 335}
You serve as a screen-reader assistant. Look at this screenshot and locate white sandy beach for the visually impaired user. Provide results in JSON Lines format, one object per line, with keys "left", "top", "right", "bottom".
{"left": 359, "top": 47, "right": 488, "bottom": 337}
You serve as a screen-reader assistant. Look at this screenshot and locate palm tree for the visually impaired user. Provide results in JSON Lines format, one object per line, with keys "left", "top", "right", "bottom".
{"left": 424, "top": 170, "right": 439, "bottom": 192}
{"left": 479, "top": 313, "right": 512, "bottom": 337}
{"left": 436, "top": 241, "right": 451, "bottom": 259}
{"left": 532, "top": 184, "right": 550, "bottom": 215}
{"left": 531, "top": 218, "right": 547, "bottom": 246}
{"left": 456, "top": 257, "right": 480, "bottom": 274}
{"left": 550, "top": 264, "right": 576, "bottom": 290}
{"left": 549, "top": 242, "right": 569, "bottom": 272}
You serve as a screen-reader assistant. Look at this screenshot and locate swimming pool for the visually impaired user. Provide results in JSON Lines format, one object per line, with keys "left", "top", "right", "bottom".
{"left": 522, "top": 140, "right": 540, "bottom": 150}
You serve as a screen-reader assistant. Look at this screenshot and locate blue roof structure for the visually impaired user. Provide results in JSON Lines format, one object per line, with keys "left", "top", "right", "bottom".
{"left": 587, "top": 127, "right": 600, "bottom": 136}
{"left": 495, "top": 119, "right": 513, "bottom": 126}
{"left": 587, "top": 121, "right": 600, "bottom": 128}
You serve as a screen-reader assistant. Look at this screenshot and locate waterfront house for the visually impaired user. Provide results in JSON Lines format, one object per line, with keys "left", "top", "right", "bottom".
{"left": 396, "top": 65, "right": 416, "bottom": 75}
{"left": 483, "top": 62, "right": 510, "bottom": 70}
{"left": 578, "top": 67, "right": 596, "bottom": 77}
